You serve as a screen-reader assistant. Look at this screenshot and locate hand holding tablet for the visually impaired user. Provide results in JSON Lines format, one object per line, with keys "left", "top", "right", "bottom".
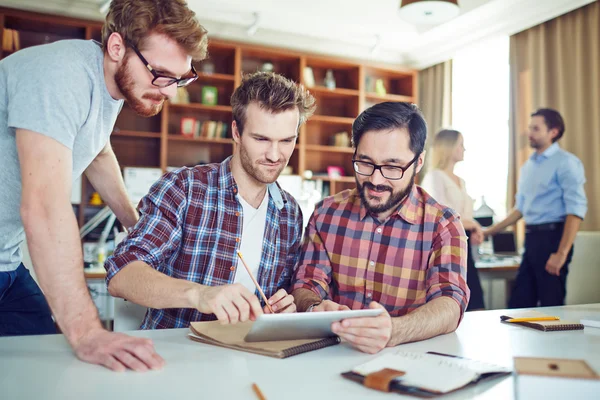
{"left": 244, "top": 308, "right": 384, "bottom": 342}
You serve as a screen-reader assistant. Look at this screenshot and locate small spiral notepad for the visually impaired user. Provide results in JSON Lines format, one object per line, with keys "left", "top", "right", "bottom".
{"left": 500, "top": 311, "right": 584, "bottom": 332}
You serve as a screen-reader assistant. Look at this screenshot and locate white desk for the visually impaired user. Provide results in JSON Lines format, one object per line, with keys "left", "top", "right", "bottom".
{"left": 1, "top": 304, "right": 599, "bottom": 400}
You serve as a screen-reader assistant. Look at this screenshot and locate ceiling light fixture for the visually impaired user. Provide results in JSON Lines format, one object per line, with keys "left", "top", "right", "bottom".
{"left": 246, "top": 12, "right": 261, "bottom": 36}
{"left": 99, "top": 0, "right": 111, "bottom": 14}
{"left": 370, "top": 34, "right": 381, "bottom": 56}
{"left": 398, "top": 0, "right": 460, "bottom": 25}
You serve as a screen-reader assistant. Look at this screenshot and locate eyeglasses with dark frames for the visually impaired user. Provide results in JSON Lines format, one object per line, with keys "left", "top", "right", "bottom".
{"left": 127, "top": 40, "right": 198, "bottom": 88}
{"left": 352, "top": 154, "right": 419, "bottom": 180}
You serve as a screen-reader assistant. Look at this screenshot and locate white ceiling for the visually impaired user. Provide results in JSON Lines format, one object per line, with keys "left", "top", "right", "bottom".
{"left": 0, "top": 0, "right": 594, "bottom": 68}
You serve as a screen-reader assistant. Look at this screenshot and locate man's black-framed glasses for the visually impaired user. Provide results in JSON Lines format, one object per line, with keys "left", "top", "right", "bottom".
{"left": 352, "top": 154, "right": 419, "bottom": 180}
{"left": 127, "top": 40, "right": 198, "bottom": 88}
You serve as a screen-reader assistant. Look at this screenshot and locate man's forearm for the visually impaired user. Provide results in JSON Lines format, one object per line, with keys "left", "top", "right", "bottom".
{"left": 292, "top": 287, "right": 322, "bottom": 312}
{"left": 557, "top": 215, "right": 582, "bottom": 256}
{"left": 22, "top": 203, "right": 102, "bottom": 345}
{"left": 488, "top": 208, "right": 522, "bottom": 235}
{"left": 108, "top": 261, "right": 201, "bottom": 309}
{"left": 388, "top": 296, "right": 460, "bottom": 346}
{"left": 85, "top": 146, "right": 138, "bottom": 229}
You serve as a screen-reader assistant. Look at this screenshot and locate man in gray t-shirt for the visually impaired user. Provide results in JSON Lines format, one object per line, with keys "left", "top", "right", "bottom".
{"left": 0, "top": 0, "right": 207, "bottom": 372}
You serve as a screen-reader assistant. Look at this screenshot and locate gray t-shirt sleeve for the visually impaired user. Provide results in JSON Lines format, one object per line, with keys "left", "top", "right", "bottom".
{"left": 6, "top": 53, "right": 92, "bottom": 150}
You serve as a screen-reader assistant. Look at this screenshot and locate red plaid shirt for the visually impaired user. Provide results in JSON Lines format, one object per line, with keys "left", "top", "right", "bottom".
{"left": 291, "top": 185, "right": 469, "bottom": 317}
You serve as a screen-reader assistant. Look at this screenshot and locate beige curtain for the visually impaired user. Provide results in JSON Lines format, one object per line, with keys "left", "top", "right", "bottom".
{"left": 509, "top": 0, "right": 600, "bottom": 231}
{"left": 418, "top": 60, "right": 452, "bottom": 180}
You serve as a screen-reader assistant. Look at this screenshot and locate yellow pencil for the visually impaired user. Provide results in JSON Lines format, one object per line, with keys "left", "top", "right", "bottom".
{"left": 506, "top": 316, "right": 560, "bottom": 323}
{"left": 252, "top": 383, "right": 267, "bottom": 400}
{"left": 236, "top": 250, "right": 275, "bottom": 313}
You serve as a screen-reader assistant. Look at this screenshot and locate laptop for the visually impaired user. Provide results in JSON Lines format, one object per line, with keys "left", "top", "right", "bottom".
{"left": 492, "top": 232, "right": 519, "bottom": 256}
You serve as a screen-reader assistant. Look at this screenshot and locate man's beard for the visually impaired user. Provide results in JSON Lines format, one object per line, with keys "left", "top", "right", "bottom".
{"left": 115, "top": 56, "right": 166, "bottom": 117}
{"left": 357, "top": 167, "right": 416, "bottom": 215}
{"left": 528, "top": 138, "right": 541, "bottom": 149}
{"left": 239, "top": 139, "right": 286, "bottom": 184}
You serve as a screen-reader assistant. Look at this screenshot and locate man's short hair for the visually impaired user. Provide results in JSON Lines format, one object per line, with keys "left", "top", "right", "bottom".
{"left": 531, "top": 108, "right": 565, "bottom": 142}
{"left": 352, "top": 102, "right": 428, "bottom": 156}
{"left": 102, "top": 0, "right": 208, "bottom": 61}
{"left": 231, "top": 72, "right": 316, "bottom": 135}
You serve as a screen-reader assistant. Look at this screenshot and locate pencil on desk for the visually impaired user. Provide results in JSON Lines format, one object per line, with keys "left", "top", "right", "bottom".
{"left": 252, "top": 383, "right": 267, "bottom": 400}
{"left": 236, "top": 250, "right": 275, "bottom": 313}
{"left": 506, "top": 316, "right": 560, "bottom": 323}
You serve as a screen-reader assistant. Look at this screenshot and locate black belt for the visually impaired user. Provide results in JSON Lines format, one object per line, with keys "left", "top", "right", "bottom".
{"left": 525, "top": 222, "right": 564, "bottom": 233}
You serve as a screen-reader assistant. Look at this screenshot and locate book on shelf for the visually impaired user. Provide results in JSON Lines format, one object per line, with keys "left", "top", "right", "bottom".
{"left": 192, "top": 120, "right": 228, "bottom": 139}
{"left": 2, "top": 28, "right": 21, "bottom": 52}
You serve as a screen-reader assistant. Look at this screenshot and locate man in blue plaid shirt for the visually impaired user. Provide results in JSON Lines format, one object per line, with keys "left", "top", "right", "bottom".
{"left": 105, "top": 71, "right": 316, "bottom": 329}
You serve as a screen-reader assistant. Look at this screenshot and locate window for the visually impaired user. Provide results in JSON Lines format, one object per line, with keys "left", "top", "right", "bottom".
{"left": 452, "top": 36, "right": 510, "bottom": 220}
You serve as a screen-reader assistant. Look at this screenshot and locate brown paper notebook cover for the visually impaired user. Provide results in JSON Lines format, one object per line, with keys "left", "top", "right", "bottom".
{"left": 188, "top": 320, "right": 340, "bottom": 359}
{"left": 514, "top": 357, "right": 599, "bottom": 379}
{"left": 500, "top": 310, "right": 584, "bottom": 332}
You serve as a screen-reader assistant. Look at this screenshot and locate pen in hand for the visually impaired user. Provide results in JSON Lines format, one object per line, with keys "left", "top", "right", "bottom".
{"left": 236, "top": 250, "right": 275, "bottom": 313}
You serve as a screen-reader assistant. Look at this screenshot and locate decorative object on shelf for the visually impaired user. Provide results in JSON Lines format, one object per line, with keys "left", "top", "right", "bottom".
{"left": 327, "top": 166, "right": 345, "bottom": 178}
{"left": 324, "top": 69, "right": 336, "bottom": 90}
{"left": 201, "top": 86, "right": 218, "bottom": 105}
{"left": 2, "top": 28, "right": 20, "bottom": 52}
{"left": 180, "top": 117, "right": 197, "bottom": 138}
{"left": 329, "top": 131, "right": 351, "bottom": 147}
{"left": 303, "top": 67, "right": 315, "bottom": 88}
{"left": 398, "top": 0, "right": 460, "bottom": 25}
{"left": 375, "top": 79, "right": 387, "bottom": 96}
{"left": 365, "top": 76, "right": 374, "bottom": 93}
{"left": 89, "top": 192, "right": 103, "bottom": 206}
{"left": 261, "top": 62, "right": 274, "bottom": 72}
{"left": 201, "top": 60, "right": 215, "bottom": 74}
{"left": 170, "top": 87, "right": 190, "bottom": 104}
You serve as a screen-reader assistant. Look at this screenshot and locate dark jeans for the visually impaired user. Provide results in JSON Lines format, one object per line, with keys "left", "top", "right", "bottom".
{"left": 508, "top": 229, "right": 573, "bottom": 308}
{"left": 466, "top": 232, "right": 485, "bottom": 310}
{"left": 0, "top": 264, "right": 56, "bottom": 336}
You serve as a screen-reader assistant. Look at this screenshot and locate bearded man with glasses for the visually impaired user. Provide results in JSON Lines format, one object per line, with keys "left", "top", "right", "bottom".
{"left": 291, "top": 102, "right": 470, "bottom": 354}
{"left": 0, "top": 0, "right": 206, "bottom": 372}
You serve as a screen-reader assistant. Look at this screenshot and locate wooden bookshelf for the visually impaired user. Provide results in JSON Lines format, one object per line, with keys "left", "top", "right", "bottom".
{"left": 0, "top": 5, "right": 417, "bottom": 211}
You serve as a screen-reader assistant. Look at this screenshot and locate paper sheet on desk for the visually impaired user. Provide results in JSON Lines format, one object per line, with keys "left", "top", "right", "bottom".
{"left": 352, "top": 351, "right": 511, "bottom": 394}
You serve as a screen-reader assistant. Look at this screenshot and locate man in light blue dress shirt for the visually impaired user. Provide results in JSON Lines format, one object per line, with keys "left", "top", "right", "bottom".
{"left": 484, "top": 108, "right": 587, "bottom": 307}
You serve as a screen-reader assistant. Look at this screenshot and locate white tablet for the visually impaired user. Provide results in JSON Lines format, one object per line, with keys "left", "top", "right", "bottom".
{"left": 244, "top": 309, "right": 384, "bottom": 342}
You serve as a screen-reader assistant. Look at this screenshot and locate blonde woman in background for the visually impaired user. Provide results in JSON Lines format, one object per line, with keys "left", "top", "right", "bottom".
{"left": 422, "top": 129, "right": 485, "bottom": 310}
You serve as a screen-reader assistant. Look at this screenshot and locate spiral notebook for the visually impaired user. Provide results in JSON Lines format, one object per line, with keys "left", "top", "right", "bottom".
{"left": 188, "top": 320, "right": 340, "bottom": 359}
{"left": 500, "top": 310, "right": 584, "bottom": 332}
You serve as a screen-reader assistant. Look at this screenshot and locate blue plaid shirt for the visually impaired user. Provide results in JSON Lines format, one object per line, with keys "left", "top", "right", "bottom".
{"left": 105, "top": 157, "right": 303, "bottom": 329}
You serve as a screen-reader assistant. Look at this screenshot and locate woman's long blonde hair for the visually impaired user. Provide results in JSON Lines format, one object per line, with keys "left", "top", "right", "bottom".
{"left": 431, "top": 129, "right": 461, "bottom": 170}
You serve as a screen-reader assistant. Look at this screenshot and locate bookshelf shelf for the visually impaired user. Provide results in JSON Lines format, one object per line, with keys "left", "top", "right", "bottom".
{"left": 365, "top": 93, "right": 413, "bottom": 103}
{"left": 308, "top": 86, "right": 360, "bottom": 98}
{"left": 112, "top": 130, "right": 161, "bottom": 139}
{"left": 318, "top": 176, "right": 355, "bottom": 183}
{"left": 196, "top": 72, "right": 236, "bottom": 82}
{"left": 310, "top": 115, "right": 355, "bottom": 125}
{"left": 0, "top": 5, "right": 416, "bottom": 205}
{"left": 169, "top": 103, "right": 233, "bottom": 113}
{"left": 168, "top": 136, "right": 232, "bottom": 145}
{"left": 305, "top": 144, "right": 354, "bottom": 154}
